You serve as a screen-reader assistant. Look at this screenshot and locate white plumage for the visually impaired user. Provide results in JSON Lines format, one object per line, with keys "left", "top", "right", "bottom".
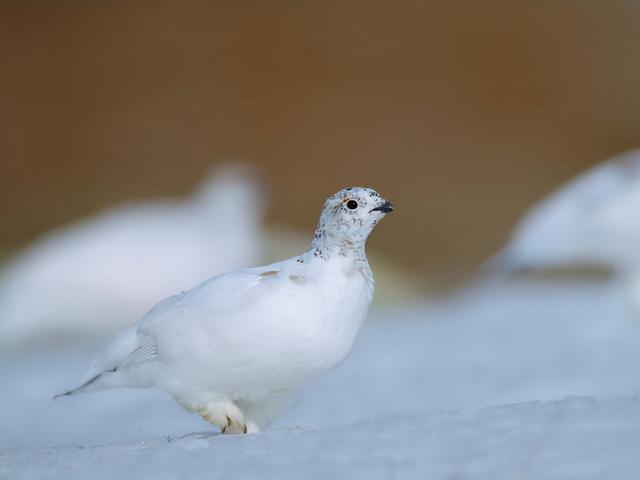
{"left": 57, "top": 187, "right": 394, "bottom": 434}
{"left": 491, "top": 149, "right": 640, "bottom": 274}
{"left": 0, "top": 165, "right": 264, "bottom": 349}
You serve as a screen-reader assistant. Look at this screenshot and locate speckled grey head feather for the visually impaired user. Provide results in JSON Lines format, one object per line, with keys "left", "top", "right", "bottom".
{"left": 301, "top": 187, "right": 393, "bottom": 263}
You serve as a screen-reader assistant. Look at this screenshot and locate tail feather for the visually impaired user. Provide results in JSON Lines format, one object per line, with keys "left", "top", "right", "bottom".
{"left": 53, "top": 373, "right": 102, "bottom": 399}
{"left": 53, "top": 326, "right": 157, "bottom": 401}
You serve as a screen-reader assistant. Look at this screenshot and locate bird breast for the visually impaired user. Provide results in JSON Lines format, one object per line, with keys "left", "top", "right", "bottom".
{"left": 161, "top": 261, "right": 373, "bottom": 394}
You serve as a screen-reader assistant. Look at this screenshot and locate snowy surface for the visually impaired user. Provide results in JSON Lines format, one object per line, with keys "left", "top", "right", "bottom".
{"left": 3, "top": 396, "right": 640, "bottom": 480}
{"left": 2, "top": 279, "right": 640, "bottom": 478}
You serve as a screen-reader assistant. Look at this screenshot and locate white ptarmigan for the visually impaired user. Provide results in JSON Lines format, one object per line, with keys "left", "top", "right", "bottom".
{"left": 56, "top": 187, "right": 394, "bottom": 434}
{"left": 0, "top": 165, "right": 264, "bottom": 350}
{"left": 489, "top": 149, "right": 640, "bottom": 274}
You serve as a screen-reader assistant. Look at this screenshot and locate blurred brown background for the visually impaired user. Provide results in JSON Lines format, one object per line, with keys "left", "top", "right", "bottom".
{"left": 2, "top": 1, "right": 640, "bottom": 282}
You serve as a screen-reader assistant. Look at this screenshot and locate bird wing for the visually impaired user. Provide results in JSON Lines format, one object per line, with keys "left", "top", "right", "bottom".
{"left": 138, "top": 261, "right": 286, "bottom": 336}
{"left": 56, "top": 260, "right": 289, "bottom": 398}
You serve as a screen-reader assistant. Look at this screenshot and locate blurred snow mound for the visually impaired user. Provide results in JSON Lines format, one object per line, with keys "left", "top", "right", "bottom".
{"left": 490, "top": 148, "right": 640, "bottom": 275}
{"left": 0, "top": 164, "right": 265, "bottom": 350}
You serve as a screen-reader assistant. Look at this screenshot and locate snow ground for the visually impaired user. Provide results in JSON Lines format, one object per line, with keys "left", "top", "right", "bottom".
{"left": 2, "top": 396, "right": 640, "bottom": 480}
{"left": 1, "top": 279, "right": 640, "bottom": 478}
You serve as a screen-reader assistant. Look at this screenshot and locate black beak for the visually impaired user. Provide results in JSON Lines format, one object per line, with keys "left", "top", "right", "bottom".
{"left": 370, "top": 201, "right": 394, "bottom": 213}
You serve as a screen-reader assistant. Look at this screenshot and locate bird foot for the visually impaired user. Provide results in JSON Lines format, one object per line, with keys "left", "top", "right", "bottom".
{"left": 219, "top": 414, "right": 248, "bottom": 434}
{"left": 194, "top": 401, "right": 247, "bottom": 434}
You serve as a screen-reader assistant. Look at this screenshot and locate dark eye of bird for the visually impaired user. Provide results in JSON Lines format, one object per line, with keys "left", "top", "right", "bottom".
{"left": 346, "top": 200, "right": 358, "bottom": 210}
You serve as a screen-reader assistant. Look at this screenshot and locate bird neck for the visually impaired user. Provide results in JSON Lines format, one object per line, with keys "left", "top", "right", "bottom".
{"left": 297, "top": 230, "right": 375, "bottom": 294}
{"left": 301, "top": 229, "right": 369, "bottom": 268}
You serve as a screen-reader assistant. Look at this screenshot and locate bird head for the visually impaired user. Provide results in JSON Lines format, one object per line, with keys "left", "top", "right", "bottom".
{"left": 311, "top": 187, "right": 394, "bottom": 256}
